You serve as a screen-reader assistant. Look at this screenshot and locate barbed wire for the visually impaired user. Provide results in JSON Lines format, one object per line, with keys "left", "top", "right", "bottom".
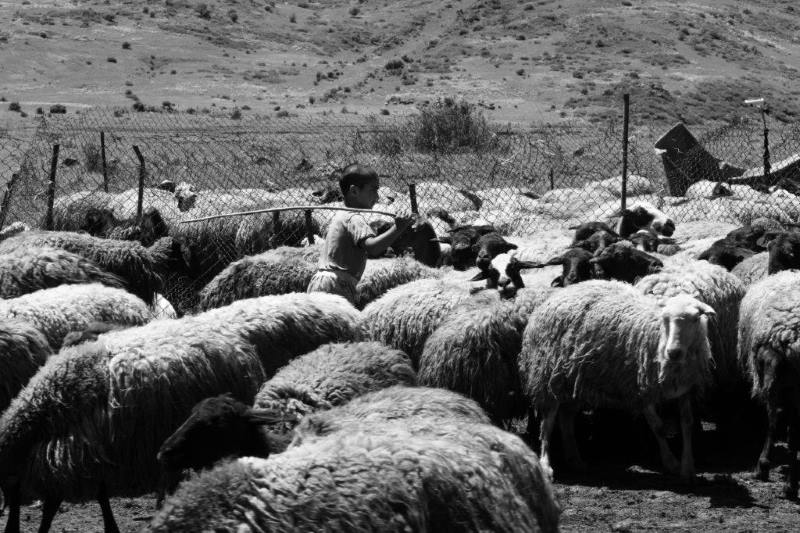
{"left": 1, "top": 105, "right": 798, "bottom": 315}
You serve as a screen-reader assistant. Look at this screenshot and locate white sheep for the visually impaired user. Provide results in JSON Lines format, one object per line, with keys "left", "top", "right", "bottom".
{"left": 0, "top": 283, "right": 153, "bottom": 351}
{"left": 0, "top": 292, "right": 361, "bottom": 533}
{"left": 635, "top": 256, "right": 748, "bottom": 425}
{"left": 148, "top": 418, "right": 561, "bottom": 533}
{"left": 519, "top": 280, "right": 715, "bottom": 482}
{"left": 737, "top": 270, "right": 800, "bottom": 498}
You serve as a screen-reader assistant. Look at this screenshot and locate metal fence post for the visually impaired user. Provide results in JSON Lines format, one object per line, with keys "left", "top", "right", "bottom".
{"left": 304, "top": 209, "right": 315, "bottom": 244}
{"left": 620, "top": 93, "right": 630, "bottom": 212}
{"left": 408, "top": 183, "right": 418, "bottom": 214}
{"left": 45, "top": 144, "right": 60, "bottom": 230}
{"left": 101, "top": 131, "right": 109, "bottom": 192}
{"left": 132, "top": 145, "right": 145, "bottom": 222}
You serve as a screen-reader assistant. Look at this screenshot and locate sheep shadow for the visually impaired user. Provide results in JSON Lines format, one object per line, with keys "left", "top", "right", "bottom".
{"left": 554, "top": 466, "right": 761, "bottom": 509}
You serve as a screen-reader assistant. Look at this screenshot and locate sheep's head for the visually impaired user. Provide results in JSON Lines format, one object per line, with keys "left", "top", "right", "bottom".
{"left": 616, "top": 202, "right": 675, "bottom": 238}
{"left": 157, "top": 394, "right": 284, "bottom": 473}
{"left": 472, "top": 232, "right": 516, "bottom": 270}
{"left": 434, "top": 224, "right": 497, "bottom": 270}
{"left": 174, "top": 181, "right": 197, "bottom": 212}
{"left": 470, "top": 265, "right": 501, "bottom": 291}
{"left": 656, "top": 295, "right": 715, "bottom": 395}
{"left": 83, "top": 207, "right": 117, "bottom": 236}
{"left": 697, "top": 241, "right": 754, "bottom": 271}
{"left": 589, "top": 242, "right": 662, "bottom": 283}
{"left": 573, "top": 229, "right": 620, "bottom": 253}
{"left": 628, "top": 229, "right": 674, "bottom": 253}
{"left": 764, "top": 231, "right": 800, "bottom": 274}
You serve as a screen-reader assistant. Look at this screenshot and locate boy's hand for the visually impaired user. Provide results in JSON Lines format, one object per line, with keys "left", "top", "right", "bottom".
{"left": 394, "top": 214, "right": 415, "bottom": 231}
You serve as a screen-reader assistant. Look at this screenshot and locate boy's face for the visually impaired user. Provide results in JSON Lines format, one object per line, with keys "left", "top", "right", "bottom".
{"left": 348, "top": 178, "right": 379, "bottom": 209}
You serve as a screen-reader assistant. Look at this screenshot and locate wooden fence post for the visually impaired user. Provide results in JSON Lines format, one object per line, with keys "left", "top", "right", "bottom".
{"left": 0, "top": 172, "right": 21, "bottom": 230}
{"left": 132, "top": 145, "right": 145, "bottom": 222}
{"left": 45, "top": 144, "right": 60, "bottom": 230}
{"left": 101, "top": 131, "right": 109, "bottom": 192}
{"left": 620, "top": 93, "right": 630, "bottom": 213}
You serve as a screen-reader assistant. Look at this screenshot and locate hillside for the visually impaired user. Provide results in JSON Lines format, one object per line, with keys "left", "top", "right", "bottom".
{"left": 1, "top": 0, "right": 800, "bottom": 127}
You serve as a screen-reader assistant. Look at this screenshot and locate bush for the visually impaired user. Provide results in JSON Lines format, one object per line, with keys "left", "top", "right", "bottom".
{"left": 49, "top": 104, "right": 67, "bottom": 114}
{"left": 231, "top": 108, "right": 242, "bottom": 120}
{"left": 196, "top": 4, "right": 212, "bottom": 19}
{"left": 349, "top": 7, "right": 360, "bottom": 16}
{"left": 83, "top": 143, "right": 102, "bottom": 173}
{"left": 8, "top": 102, "right": 21, "bottom": 112}
{"left": 122, "top": 41, "right": 131, "bottom": 49}
{"left": 412, "top": 98, "right": 492, "bottom": 152}
{"left": 385, "top": 59, "right": 404, "bottom": 70}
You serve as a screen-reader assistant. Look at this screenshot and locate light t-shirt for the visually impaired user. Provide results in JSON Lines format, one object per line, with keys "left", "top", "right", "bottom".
{"left": 318, "top": 211, "right": 377, "bottom": 281}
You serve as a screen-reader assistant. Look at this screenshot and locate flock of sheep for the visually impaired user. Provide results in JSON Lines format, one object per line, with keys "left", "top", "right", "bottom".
{"left": 0, "top": 174, "right": 799, "bottom": 532}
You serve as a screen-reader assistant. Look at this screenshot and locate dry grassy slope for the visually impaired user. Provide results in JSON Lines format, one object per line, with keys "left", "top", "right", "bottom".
{"left": 1, "top": 0, "right": 800, "bottom": 127}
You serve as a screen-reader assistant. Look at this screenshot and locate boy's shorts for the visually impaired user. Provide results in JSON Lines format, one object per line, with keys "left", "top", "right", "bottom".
{"left": 307, "top": 269, "right": 358, "bottom": 306}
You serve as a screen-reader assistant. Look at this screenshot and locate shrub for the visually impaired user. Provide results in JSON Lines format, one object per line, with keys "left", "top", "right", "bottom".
{"left": 412, "top": 98, "right": 492, "bottom": 152}
{"left": 122, "top": 41, "right": 131, "bottom": 49}
{"left": 349, "top": 7, "right": 360, "bottom": 16}
{"left": 8, "top": 102, "right": 21, "bottom": 112}
{"left": 196, "top": 4, "right": 212, "bottom": 19}
{"left": 231, "top": 108, "right": 242, "bottom": 120}
{"left": 49, "top": 104, "right": 67, "bottom": 114}
{"left": 83, "top": 143, "right": 102, "bottom": 173}
{"left": 289, "top": 13, "right": 296, "bottom": 23}
{"left": 107, "top": 57, "right": 117, "bottom": 63}
{"left": 228, "top": 9, "right": 238, "bottom": 22}
{"left": 385, "top": 59, "right": 404, "bottom": 70}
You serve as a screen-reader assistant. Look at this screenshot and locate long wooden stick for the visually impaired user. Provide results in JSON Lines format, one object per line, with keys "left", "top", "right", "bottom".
{"left": 179, "top": 204, "right": 398, "bottom": 224}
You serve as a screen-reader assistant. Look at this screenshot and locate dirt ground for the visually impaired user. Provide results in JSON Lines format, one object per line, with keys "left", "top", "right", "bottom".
{"left": 8, "top": 420, "right": 800, "bottom": 533}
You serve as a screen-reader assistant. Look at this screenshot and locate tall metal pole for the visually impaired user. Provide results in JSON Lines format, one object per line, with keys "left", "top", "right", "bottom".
{"left": 621, "top": 93, "right": 630, "bottom": 212}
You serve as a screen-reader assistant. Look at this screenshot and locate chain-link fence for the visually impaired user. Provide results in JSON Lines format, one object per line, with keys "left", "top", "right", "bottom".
{"left": 2, "top": 104, "right": 800, "bottom": 315}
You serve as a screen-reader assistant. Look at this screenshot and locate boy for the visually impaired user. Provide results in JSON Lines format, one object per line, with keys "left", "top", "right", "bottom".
{"left": 307, "top": 164, "right": 414, "bottom": 305}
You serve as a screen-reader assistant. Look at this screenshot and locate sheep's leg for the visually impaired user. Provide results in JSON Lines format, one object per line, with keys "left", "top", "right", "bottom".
{"left": 557, "top": 402, "right": 586, "bottom": 471}
{"left": 97, "top": 482, "right": 120, "bottom": 533}
{"left": 538, "top": 404, "right": 559, "bottom": 481}
{"left": 37, "top": 494, "right": 62, "bottom": 533}
{"left": 643, "top": 403, "right": 679, "bottom": 475}
{"left": 784, "top": 401, "right": 800, "bottom": 500}
{"left": 3, "top": 481, "right": 21, "bottom": 533}
{"left": 678, "top": 394, "right": 695, "bottom": 482}
{"left": 756, "top": 348, "right": 781, "bottom": 481}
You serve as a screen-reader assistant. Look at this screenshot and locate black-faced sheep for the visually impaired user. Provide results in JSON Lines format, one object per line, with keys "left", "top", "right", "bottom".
{"left": 513, "top": 247, "right": 595, "bottom": 288}
{"left": 0, "top": 320, "right": 51, "bottom": 414}
{"left": 157, "top": 341, "right": 416, "bottom": 478}
{"left": 614, "top": 201, "right": 676, "bottom": 238}
{"left": 697, "top": 241, "right": 755, "bottom": 271}
{"left": 433, "top": 224, "right": 499, "bottom": 270}
{"left": 520, "top": 280, "right": 715, "bottom": 482}
{"left": 370, "top": 218, "right": 442, "bottom": 267}
{"left": 738, "top": 271, "right": 800, "bottom": 498}
{"left": 589, "top": 242, "right": 664, "bottom": 283}
{"left": 148, "top": 419, "right": 560, "bottom": 533}
{"left": 0, "top": 292, "right": 360, "bottom": 533}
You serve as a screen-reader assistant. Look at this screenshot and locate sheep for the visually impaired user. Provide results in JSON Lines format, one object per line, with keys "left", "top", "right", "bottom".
{"left": 614, "top": 201, "right": 676, "bottom": 238}
{"left": 510, "top": 247, "right": 594, "bottom": 288}
{"left": 0, "top": 292, "right": 361, "bottom": 533}
{"left": 418, "top": 276, "right": 554, "bottom": 424}
{"left": 0, "top": 230, "right": 177, "bottom": 305}
{"left": 196, "top": 246, "right": 319, "bottom": 311}
{"left": 60, "top": 321, "right": 129, "bottom": 348}
{"left": 157, "top": 341, "right": 416, "bottom": 478}
{"left": 635, "top": 257, "right": 748, "bottom": 427}
{"left": 433, "top": 224, "right": 498, "bottom": 270}
{"left": 731, "top": 252, "right": 768, "bottom": 288}
{"left": 370, "top": 217, "right": 442, "bottom": 267}
{"left": 292, "top": 385, "right": 491, "bottom": 446}
{"left": 589, "top": 241, "right": 664, "bottom": 283}
{"left": 573, "top": 228, "right": 621, "bottom": 253}
{"left": 0, "top": 246, "right": 127, "bottom": 299}
{"left": 148, "top": 420, "right": 560, "bottom": 533}
{"left": 763, "top": 230, "right": 800, "bottom": 274}
{"left": 519, "top": 280, "right": 715, "bottom": 481}
{"left": 360, "top": 278, "right": 500, "bottom": 367}
{"left": 0, "top": 320, "right": 51, "bottom": 414}
{"left": 569, "top": 221, "right": 618, "bottom": 243}
{"left": 697, "top": 241, "right": 755, "bottom": 270}
{"left": 355, "top": 256, "right": 441, "bottom": 309}
{"left": 738, "top": 271, "right": 800, "bottom": 498}
{"left": 0, "top": 283, "right": 153, "bottom": 351}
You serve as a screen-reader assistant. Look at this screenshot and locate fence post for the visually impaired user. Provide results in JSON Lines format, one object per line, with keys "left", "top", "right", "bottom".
{"left": 620, "top": 93, "right": 630, "bottom": 213}
{"left": 0, "top": 172, "right": 21, "bottom": 230}
{"left": 272, "top": 210, "right": 282, "bottom": 236}
{"left": 549, "top": 168, "right": 554, "bottom": 191}
{"left": 408, "top": 183, "right": 418, "bottom": 214}
{"left": 132, "top": 145, "right": 145, "bottom": 222}
{"left": 304, "top": 209, "right": 315, "bottom": 244}
{"left": 101, "top": 131, "right": 109, "bottom": 192}
{"left": 45, "top": 144, "right": 60, "bottom": 230}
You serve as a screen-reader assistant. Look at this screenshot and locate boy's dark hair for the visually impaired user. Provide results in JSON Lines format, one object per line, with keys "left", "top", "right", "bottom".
{"left": 338, "top": 164, "right": 378, "bottom": 196}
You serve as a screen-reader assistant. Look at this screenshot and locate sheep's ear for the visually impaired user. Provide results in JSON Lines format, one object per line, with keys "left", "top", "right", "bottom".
{"left": 550, "top": 276, "right": 564, "bottom": 287}
{"left": 696, "top": 302, "right": 716, "bottom": 317}
{"left": 756, "top": 231, "right": 781, "bottom": 248}
{"left": 453, "top": 242, "right": 470, "bottom": 251}
{"left": 470, "top": 269, "right": 492, "bottom": 282}
{"left": 543, "top": 255, "right": 564, "bottom": 266}
{"left": 657, "top": 237, "right": 676, "bottom": 245}
{"left": 516, "top": 259, "right": 547, "bottom": 269}
{"left": 435, "top": 235, "right": 452, "bottom": 244}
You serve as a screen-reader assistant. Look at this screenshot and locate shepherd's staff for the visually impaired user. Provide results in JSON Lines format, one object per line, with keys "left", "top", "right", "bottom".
{"left": 178, "top": 205, "right": 401, "bottom": 224}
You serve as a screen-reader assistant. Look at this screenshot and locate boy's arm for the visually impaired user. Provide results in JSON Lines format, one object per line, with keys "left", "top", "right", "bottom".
{"left": 361, "top": 216, "right": 414, "bottom": 256}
